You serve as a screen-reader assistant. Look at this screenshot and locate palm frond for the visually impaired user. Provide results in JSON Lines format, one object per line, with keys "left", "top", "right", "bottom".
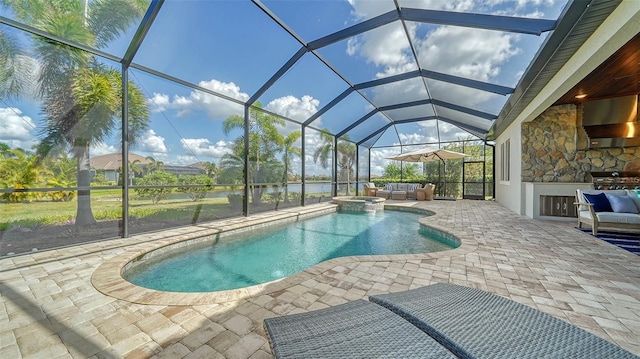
{"left": 89, "top": 0, "right": 149, "bottom": 48}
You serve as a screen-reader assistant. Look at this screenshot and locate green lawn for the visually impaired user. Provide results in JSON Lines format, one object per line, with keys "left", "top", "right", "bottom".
{"left": 0, "top": 189, "right": 234, "bottom": 230}
{"left": 0, "top": 187, "right": 327, "bottom": 230}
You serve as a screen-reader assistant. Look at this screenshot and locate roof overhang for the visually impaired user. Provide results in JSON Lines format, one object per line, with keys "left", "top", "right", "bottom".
{"left": 490, "top": 0, "right": 640, "bottom": 139}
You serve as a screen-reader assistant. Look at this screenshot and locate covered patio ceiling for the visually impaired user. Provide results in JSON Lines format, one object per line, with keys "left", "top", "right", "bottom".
{"left": 0, "top": 0, "right": 624, "bottom": 149}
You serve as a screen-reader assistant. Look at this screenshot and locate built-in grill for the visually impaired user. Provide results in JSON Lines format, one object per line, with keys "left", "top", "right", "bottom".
{"left": 587, "top": 171, "right": 640, "bottom": 190}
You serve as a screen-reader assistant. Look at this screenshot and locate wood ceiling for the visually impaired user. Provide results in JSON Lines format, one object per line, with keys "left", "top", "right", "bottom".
{"left": 553, "top": 33, "right": 640, "bottom": 105}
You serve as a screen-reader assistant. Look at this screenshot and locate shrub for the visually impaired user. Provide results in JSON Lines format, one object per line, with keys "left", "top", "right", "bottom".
{"left": 263, "top": 192, "right": 282, "bottom": 204}
{"left": 134, "top": 171, "right": 178, "bottom": 204}
{"left": 178, "top": 175, "right": 213, "bottom": 201}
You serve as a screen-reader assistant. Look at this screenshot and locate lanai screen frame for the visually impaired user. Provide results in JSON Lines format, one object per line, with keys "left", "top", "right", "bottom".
{"left": 0, "top": 0, "right": 598, "bottom": 249}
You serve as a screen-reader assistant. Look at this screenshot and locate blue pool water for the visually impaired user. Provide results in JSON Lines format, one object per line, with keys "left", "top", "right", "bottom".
{"left": 125, "top": 210, "right": 456, "bottom": 292}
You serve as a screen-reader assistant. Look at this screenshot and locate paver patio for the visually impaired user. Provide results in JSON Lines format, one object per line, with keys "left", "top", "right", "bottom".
{"left": 1, "top": 199, "right": 639, "bottom": 358}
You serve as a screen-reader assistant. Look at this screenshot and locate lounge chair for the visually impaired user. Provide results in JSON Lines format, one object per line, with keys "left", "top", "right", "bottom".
{"left": 263, "top": 299, "right": 457, "bottom": 359}
{"left": 265, "top": 283, "right": 639, "bottom": 359}
{"left": 370, "top": 283, "right": 638, "bottom": 359}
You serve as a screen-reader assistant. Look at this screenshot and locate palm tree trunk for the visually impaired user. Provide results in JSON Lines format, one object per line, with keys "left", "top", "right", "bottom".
{"left": 346, "top": 171, "right": 351, "bottom": 196}
{"left": 283, "top": 156, "right": 290, "bottom": 203}
{"left": 283, "top": 177, "right": 290, "bottom": 203}
{"left": 75, "top": 143, "right": 96, "bottom": 226}
{"left": 252, "top": 168, "right": 261, "bottom": 205}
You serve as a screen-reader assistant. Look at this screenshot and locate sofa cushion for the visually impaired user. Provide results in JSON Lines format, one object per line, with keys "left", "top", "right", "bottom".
{"left": 595, "top": 212, "right": 640, "bottom": 224}
{"left": 583, "top": 192, "right": 613, "bottom": 212}
{"left": 628, "top": 189, "right": 640, "bottom": 211}
{"left": 605, "top": 193, "right": 639, "bottom": 214}
{"left": 397, "top": 183, "right": 408, "bottom": 191}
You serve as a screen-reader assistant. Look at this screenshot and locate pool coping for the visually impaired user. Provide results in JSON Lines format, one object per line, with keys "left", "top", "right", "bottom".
{"left": 91, "top": 202, "right": 477, "bottom": 306}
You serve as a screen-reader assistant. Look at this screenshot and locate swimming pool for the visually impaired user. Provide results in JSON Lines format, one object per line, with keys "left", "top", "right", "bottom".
{"left": 124, "top": 210, "right": 457, "bottom": 292}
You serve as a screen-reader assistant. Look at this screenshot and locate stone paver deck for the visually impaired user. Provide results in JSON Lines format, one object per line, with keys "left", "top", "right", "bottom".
{"left": 1, "top": 200, "right": 639, "bottom": 358}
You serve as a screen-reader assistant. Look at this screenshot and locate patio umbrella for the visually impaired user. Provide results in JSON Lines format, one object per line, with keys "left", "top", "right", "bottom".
{"left": 387, "top": 148, "right": 469, "bottom": 198}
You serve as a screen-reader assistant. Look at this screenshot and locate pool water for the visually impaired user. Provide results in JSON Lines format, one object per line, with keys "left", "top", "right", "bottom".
{"left": 125, "top": 210, "right": 456, "bottom": 292}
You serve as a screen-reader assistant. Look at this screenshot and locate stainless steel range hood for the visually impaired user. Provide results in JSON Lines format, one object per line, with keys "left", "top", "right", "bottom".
{"left": 582, "top": 95, "right": 640, "bottom": 148}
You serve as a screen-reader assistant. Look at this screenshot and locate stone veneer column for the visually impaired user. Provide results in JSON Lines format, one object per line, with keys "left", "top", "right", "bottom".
{"left": 521, "top": 104, "right": 640, "bottom": 182}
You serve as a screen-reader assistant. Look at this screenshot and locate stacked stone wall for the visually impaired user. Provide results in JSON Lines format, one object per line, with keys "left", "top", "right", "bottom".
{"left": 521, "top": 104, "right": 640, "bottom": 182}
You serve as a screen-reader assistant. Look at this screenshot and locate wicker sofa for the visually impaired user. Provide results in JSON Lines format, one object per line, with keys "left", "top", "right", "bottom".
{"left": 376, "top": 183, "right": 422, "bottom": 200}
{"left": 575, "top": 189, "right": 640, "bottom": 235}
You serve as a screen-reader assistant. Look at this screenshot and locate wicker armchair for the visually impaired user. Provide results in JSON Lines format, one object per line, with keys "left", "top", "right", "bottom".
{"left": 416, "top": 183, "right": 435, "bottom": 201}
{"left": 363, "top": 182, "right": 380, "bottom": 196}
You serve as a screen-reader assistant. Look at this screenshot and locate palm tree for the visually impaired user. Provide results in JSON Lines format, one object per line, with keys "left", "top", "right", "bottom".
{"left": 127, "top": 159, "right": 143, "bottom": 185}
{"left": 145, "top": 156, "right": 164, "bottom": 173}
{"left": 312, "top": 130, "right": 356, "bottom": 195}
{"left": 0, "top": 142, "right": 12, "bottom": 158}
{"left": 0, "top": 147, "right": 39, "bottom": 203}
{"left": 278, "top": 131, "right": 301, "bottom": 203}
{"left": 337, "top": 140, "right": 356, "bottom": 195}
{"left": 3, "top": 0, "right": 150, "bottom": 225}
{"left": 201, "top": 161, "right": 219, "bottom": 182}
{"left": 222, "top": 103, "right": 285, "bottom": 204}
{"left": 0, "top": 28, "right": 34, "bottom": 99}
{"left": 312, "top": 129, "right": 334, "bottom": 169}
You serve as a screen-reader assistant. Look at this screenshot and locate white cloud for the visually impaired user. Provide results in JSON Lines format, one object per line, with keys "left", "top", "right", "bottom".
{"left": 398, "top": 132, "right": 430, "bottom": 145}
{"left": 347, "top": 23, "right": 413, "bottom": 69}
{"left": 346, "top": 0, "right": 525, "bottom": 117}
{"left": 90, "top": 143, "right": 119, "bottom": 157}
{"left": 347, "top": 0, "right": 395, "bottom": 20}
{"left": 180, "top": 138, "right": 232, "bottom": 160}
{"left": 148, "top": 79, "right": 248, "bottom": 120}
{"left": 438, "top": 120, "right": 475, "bottom": 140}
{"left": 174, "top": 155, "right": 202, "bottom": 166}
{"left": 265, "top": 95, "right": 320, "bottom": 123}
{"left": 136, "top": 129, "right": 167, "bottom": 155}
{"left": 0, "top": 107, "right": 37, "bottom": 149}
{"left": 148, "top": 93, "right": 170, "bottom": 112}
{"left": 417, "top": 26, "right": 519, "bottom": 82}
{"left": 370, "top": 147, "right": 402, "bottom": 175}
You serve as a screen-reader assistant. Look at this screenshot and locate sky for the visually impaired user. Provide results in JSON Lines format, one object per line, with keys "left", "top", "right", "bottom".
{"left": 0, "top": 0, "right": 569, "bottom": 176}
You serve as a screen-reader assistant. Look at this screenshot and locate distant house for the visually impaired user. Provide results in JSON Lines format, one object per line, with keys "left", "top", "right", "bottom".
{"left": 90, "top": 152, "right": 152, "bottom": 182}
{"left": 90, "top": 153, "right": 205, "bottom": 183}
{"left": 160, "top": 164, "right": 205, "bottom": 176}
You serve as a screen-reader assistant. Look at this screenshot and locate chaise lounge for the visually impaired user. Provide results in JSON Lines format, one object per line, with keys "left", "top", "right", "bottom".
{"left": 264, "top": 283, "right": 638, "bottom": 358}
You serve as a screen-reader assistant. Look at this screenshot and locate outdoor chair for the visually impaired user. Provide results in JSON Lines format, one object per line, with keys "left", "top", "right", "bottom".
{"left": 263, "top": 299, "right": 456, "bottom": 359}
{"left": 265, "top": 283, "right": 639, "bottom": 359}
{"left": 369, "top": 283, "right": 638, "bottom": 358}
{"left": 363, "top": 182, "right": 380, "bottom": 197}
{"left": 416, "top": 183, "right": 436, "bottom": 201}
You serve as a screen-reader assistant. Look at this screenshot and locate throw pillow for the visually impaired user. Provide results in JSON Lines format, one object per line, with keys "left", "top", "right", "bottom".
{"left": 583, "top": 192, "right": 613, "bottom": 212}
{"left": 627, "top": 189, "right": 640, "bottom": 211}
{"left": 384, "top": 184, "right": 392, "bottom": 191}
{"left": 605, "top": 193, "right": 639, "bottom": 214}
